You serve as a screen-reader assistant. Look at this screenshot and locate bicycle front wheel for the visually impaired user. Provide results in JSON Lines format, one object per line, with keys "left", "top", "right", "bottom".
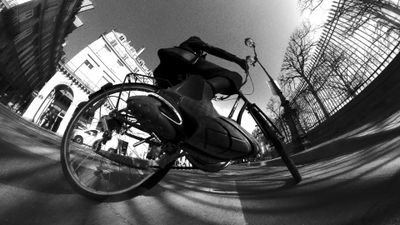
{"left": 60, "top": 83, "right": 173, "bottom": 201}
{"left": 236, "top": 103, "right": 302, "bottom": 183}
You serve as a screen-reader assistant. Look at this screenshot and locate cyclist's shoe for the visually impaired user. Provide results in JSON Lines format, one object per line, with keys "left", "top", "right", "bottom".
{"left": 127, "top": 91, "right": 183, "bottom": 140}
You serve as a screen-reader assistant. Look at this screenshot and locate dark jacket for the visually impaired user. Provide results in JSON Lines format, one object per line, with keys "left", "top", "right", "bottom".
{"left": 179, "top": 36, "right": 241, "bottom": 64}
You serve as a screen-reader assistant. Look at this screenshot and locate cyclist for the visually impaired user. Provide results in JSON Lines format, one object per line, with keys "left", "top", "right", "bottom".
{"left": 154, "top": 36, "right": 248, "bottom": 94}
{"left": 127, "top": 36, "right": 257, "bottom": 160}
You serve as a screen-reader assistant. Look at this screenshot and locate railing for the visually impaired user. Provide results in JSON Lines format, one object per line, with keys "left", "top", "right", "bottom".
{"left": 281, "top": 0, "right": 400, "bottom": 136}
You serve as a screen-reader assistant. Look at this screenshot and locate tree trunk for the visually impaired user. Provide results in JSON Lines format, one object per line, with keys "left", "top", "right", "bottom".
{"left": 303, "top": 95, "right": 322, "bottom": 125}
{"left": 302, "top": 74, "right": 330, "bottom": 118}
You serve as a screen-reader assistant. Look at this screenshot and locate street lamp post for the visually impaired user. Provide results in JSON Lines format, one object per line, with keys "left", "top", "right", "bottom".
{"left": 245, "top": 38, "right": 305, "bottom": 153}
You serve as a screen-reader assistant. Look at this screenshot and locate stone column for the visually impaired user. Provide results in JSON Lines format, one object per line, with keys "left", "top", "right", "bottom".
{"left": 56, "top": 100, "right": 79, "bottom": 136}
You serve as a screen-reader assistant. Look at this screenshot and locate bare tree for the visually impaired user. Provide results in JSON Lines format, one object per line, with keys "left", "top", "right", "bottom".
{"left": 299, "top": 0, "right": 400, "bottom": 35}
{"left": 281, "top": 23, "right": 330, "bottom": 118}
{"left": 319, "top": 45, "right": 358, "bottom": 98}
{"left": 298, "top": 93, "right": 323, "bottom": 129}
{"left": 342, "top": 0, "right": 400, "bottom": 33}
{"left": 265, "top": 97, "right": 290, "bottom": 139}
{"left": 290, "top": 0, "right": 400, "bottom": 131}
{"left": 298, "top": 0, "right": 325, "bottom": 12}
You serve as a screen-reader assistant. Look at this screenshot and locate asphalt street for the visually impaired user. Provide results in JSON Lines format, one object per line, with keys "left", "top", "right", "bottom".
{"left": 1, "top": 104, "right": 400, "bottom": 225}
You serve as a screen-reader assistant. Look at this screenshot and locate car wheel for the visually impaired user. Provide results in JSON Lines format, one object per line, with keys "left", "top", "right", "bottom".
{"left": 73, "top": 135, "right": 83, "bottom": 144}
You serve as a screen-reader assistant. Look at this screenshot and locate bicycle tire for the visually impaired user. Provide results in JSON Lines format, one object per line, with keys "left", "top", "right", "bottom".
{"left": 236, "top": 103, "right": 302, "bottom": 183}
{"left": 60, "top": 83, "right": 174, "bottom": 201}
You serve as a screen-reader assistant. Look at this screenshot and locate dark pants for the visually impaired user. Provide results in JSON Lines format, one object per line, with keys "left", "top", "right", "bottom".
{"left": 154, "top": 49, "right": 243, "bottom": 95}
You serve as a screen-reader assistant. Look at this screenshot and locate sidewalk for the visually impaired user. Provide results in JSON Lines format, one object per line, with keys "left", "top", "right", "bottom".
{"left": 0, "top": 103, "right": 62, "bottom": 145}
{"left": 249, "top": 109, "right": 400, "bottom": 167}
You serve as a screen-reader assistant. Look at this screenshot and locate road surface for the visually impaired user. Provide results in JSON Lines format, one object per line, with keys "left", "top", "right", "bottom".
{"left": 1, "top": 105, "right": 400, "bottom": 225}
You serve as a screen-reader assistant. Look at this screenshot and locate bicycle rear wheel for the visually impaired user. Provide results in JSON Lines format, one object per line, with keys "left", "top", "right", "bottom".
{"left": 60, "top": 83, "right": 174, "bottom": 201}
{"left": 236, "top": 103, "right": 302, "bottom": 183}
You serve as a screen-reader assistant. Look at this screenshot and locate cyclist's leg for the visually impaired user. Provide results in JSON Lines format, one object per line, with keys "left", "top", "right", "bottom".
{"left": 127, "top": 52, "right": 241, "bottom": 141}
{"left": 185, "top": 116, "right": 259, "bottom": 160}
{"left": 126, "top": 51, "right": 187, "bottom": 141}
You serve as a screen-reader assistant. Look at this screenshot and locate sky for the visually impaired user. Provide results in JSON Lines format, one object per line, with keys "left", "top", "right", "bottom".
{"left": 64, "top": 0, "right": 331, "bottom": 116}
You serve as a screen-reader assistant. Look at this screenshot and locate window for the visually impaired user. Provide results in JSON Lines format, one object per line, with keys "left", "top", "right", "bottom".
{"left": 87, "top": 54, "right": 100, "bottom": 67}
{"left": 84, "top": 60, "right": 93, "bottom": 69}
{"left": 19, "top": 9, "right": 34, "bottom": 22}
{"left": 104, "top": 44, "right": 111, "bottom": 52}
{"left": 117, "top": 60, "right": 124, "bottom": 67}
{"left": 21, "top": 55, "right": 35, "bottom": 69}
{"left": 85, "top": 130, "right": 98, "bottom": 136}
{"left": 103, "top": 70, "right": 115, "bottom": 83}
{"left": 41, "top": 33, "right": 52, "bottom": 43}
{"left": 41, "top": 41, "right": 51, "bottom": 50}
{"left": 18, "top": 45, "right": 34, "bottom": 60}
{"left": 26, "top": 70, "right": 38, "bottom": 83}
{"left": 137, "top": 58, "right": 144, "bottom": 66}
{"left": 14, "top": 27, "right": 33, "bottom": 43}
{"left": 16, "top": 37, "right": 36, "bottom": 53}
{"left": 110, "top": 40, "right": 117, "bottom": 47}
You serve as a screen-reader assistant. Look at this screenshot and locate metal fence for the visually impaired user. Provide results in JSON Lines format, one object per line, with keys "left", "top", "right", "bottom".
{"left": 284, "top": 0, "right": 400, "bottom": 135}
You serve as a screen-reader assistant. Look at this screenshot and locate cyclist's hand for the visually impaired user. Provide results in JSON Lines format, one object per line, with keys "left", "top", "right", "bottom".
{"left": 238, "top": 59, "right": 249, "bottom": 72}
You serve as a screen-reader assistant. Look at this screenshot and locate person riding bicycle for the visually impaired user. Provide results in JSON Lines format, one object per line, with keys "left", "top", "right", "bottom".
{"left": 127, "top": 36, "right": 258, "bottom": 160}
{"left": 154, "top": 36, "right": 248, "bottom": 94}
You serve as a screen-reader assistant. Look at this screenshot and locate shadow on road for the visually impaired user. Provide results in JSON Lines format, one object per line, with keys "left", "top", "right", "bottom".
{"left": 0, "top": 138, "right": 73, "bottom": 194}
{"left": 2, "top": 99, "right": 400, "bottom": 224}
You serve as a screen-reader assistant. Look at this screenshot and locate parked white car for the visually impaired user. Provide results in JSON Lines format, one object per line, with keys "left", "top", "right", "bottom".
{"left": 71, "top": 128, "right": 151, "bottom": 157}
{"left": 72, "top": 129, "right": 102, "bottom": 147}
{"left": 72, "top": 128, "right": 123, "bottom": 152}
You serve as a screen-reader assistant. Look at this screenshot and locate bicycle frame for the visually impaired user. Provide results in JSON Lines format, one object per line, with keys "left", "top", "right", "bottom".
{"left": 115, "top": 72, "right": 284, "bottom": 141}
{"left": 227, "top": 91, "right": 284, "bottom": 140}
{"left": 60, "top": 58, "right": 302, "bottom": 201}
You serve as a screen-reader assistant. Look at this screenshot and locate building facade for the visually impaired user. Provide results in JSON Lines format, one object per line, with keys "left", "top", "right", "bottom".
{"left": 66, "top": 30, "right": 153, "bottom": 90}
{"left": 0, "top": 0, "right": 92, "bottom": 113}
{"left": 23, "top": 30, "right": 152, "bottom": 135}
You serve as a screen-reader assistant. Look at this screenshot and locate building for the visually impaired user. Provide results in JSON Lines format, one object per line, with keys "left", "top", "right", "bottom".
{"left": 0, "top": 0, "right": 93, "bottom": 113}
{"left": 23, "top": 30, "right": 153, "bottom": 135}
{"left": 65, "top": 30, "right": 153, "bottom": 90}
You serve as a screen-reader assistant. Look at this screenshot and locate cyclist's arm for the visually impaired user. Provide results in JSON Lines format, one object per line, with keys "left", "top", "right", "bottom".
{"left": 185, "top": 36, "right": 242, "bottom": 64}
{"left": 200, "top": 43, "right": 242, "bottom": 64}
{"left": 202, "top": 43, "right": 242, "bottom": 63}
{"left": 182, "top": 36, "right": 247, "bottom": 70}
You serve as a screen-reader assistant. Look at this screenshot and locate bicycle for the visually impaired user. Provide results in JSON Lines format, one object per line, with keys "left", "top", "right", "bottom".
{"left": 60, "top": 48, "right": 302, "bottom": 202}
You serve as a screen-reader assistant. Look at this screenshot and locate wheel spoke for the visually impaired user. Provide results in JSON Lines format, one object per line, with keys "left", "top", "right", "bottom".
{"left": 60, "top": 83, "right": 173, "bottom": 200}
